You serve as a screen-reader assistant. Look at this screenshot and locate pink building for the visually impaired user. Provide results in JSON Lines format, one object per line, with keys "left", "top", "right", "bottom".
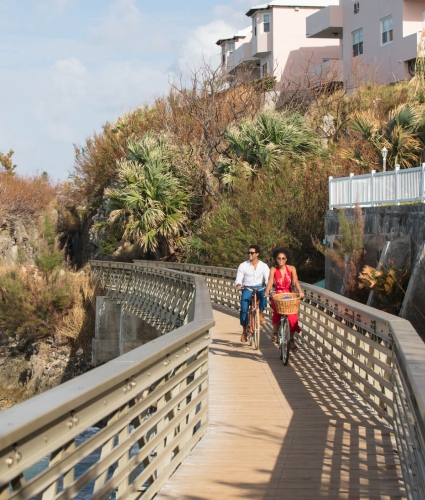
{"left": 306, "top": 0, "right": 425, "bottom": 85}
{"left": 216, "top": 27, "right": 260, "bottom": 80}
{"left": 217, "top": 1, "right": 341, "bottom": 84}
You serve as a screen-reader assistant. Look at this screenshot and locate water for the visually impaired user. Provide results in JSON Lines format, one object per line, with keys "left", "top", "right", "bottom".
{"left": 23, "top": 426, "right": 146, "bottom": 499}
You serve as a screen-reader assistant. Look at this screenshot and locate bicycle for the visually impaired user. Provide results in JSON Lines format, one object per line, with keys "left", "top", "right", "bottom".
{"left": 241, "top": 286, "right": 264, "bottom": 350}
{"left": 271, "top": 292, "right": 300, "bottom": 365}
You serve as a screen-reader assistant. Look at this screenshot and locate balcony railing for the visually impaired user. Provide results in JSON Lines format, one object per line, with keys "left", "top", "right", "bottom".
{"left": 329, "top": 164, "right": 425, "bottom": 209}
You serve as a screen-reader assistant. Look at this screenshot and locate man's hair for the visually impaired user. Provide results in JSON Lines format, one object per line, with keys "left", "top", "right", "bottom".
{"left": 249, "top": 244, "right": 261, "bottom": 254}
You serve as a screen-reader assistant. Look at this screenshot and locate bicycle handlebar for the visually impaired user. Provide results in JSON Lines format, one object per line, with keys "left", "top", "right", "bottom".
{"left": 239, "top": 286, "right": 265, "bottom": 292}
{"left": 268, "top": 290, "right": 300, "bottom": 296}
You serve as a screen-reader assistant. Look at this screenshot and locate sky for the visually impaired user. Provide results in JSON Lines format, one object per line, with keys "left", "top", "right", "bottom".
{"left": 0, "top": 0, "right": 255, "bottom": 180}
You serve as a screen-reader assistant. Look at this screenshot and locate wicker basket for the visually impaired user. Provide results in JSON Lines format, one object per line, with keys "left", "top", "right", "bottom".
{"left": 273, "top": 292, "right": 300, "bottom": 315}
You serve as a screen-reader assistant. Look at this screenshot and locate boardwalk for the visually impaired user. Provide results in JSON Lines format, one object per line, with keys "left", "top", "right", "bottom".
{"left": 156, "top": 308, "right": 406, "bottom": 500}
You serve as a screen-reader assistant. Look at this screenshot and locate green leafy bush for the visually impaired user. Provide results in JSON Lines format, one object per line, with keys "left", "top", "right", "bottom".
{"left": 186, "top": 159, "right": 331, "bottom": 281}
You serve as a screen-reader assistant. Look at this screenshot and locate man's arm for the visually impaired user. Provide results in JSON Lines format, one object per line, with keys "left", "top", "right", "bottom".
{"left": 235, "top": 263, "right": 244, "bottom": 289}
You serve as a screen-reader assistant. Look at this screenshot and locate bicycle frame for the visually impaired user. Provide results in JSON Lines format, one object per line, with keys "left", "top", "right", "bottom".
{"left": 269, "top": 292, "right": 292, "bottom": 365}
{"left": 277, "top": 314, "right": 291, "bottom": 365}
{"left": 241, "top": 286, "right": 264, "bottom": 350}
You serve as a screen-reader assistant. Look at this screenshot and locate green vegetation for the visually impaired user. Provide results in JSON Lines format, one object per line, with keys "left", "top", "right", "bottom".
{"left": 60, "top": 61, "right": 423, "bottom": 281}
{"left": 103, "top": 134, "right": 191, "bottom": 258}
{"left": 358, "top": 260, "right": 410, "bottom": 315}
{"left": 0, "top": 149, "right": 17, "bottom": 174}
{"left": 313, "top": 205, "right": 366, "bottom": 300}
{"left": 217, "top": 110, "right": 325, "bottom": 188}
{"left": 0, "top": 213, "right": 71, "bottom": 338}
{"left": 0, "top": 210, "right": 95, "bottom": 346}
{"left": 347, "top": 103, "right": 425, "bottom": 169}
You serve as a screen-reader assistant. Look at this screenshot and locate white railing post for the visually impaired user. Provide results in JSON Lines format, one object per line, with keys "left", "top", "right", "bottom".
{"left": 371, "top": 170, "right": 376, "bottom": 207}
{"left": 421, "top": 164, "right": 425, "bottom": 204}
{"left": 395, "top": 164, "right": 400, "bottom": 205}
{"left": 349, "top": 173, "right": 354, "bottom": 206}
{"left": 329, "top": 176, "right": 333, "bottom": 209}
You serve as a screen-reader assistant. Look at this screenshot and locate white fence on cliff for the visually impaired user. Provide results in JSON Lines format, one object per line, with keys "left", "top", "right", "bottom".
{"left": 329, "top": 164, "right": 425, "bottom": 209}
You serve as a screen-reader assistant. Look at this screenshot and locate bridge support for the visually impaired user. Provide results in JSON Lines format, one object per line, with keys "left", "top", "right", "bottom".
{"left": 120, "top": 309, "right": 159, "bottom": 355}
{"left": 93, "top": 297, "right": 121, "bottom": 365}
{"left": 93, "top": 296, "right": 161, "bottom": 365}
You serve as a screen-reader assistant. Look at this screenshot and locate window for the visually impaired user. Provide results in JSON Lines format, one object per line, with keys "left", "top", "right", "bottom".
{"left": 262, "top": 62, "right": 268, "bottom": 76}
{"left": 254, "top": 17, "right": 257, "bottom": 36}
{"left": 263, "top": 13, "right": 270, "bottom": 33}
{"left": 222, "top": 45, "right": 226, "bottom": 65}
{"left": 381, "top": 16, "right": 393, "bottom": 45}
{"left": 228, "top": 41, "right": 235, "bottom": 53}
{"left": 352, "top": 28, "right": 363, "bottom": 57}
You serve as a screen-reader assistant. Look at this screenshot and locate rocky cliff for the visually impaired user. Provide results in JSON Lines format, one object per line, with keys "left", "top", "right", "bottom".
{"left": 0, "top": 216, "right": 39, "bottom": 264}
{"left": 0, "top": 337, "right": 92, "bottom": 411}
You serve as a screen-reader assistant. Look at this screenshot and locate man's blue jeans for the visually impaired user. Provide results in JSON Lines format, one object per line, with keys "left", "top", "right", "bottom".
{"left": 240, "top": 287, "right": 266, "bottom": 326}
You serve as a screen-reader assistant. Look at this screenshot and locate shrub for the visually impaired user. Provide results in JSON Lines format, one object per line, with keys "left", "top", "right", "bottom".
{"left": 186, "top": 158, "right": 333, "bottom": 281}
{"left": 56, "top": 268, "right": 97, "bottom": 352}
{"left": 358, "top": 260, "right": 410, "bottom": 314}
{"left": 0, "top": 172, "right": 57, "bottom": 220}
{"left": 0, "top": 265, "right": 73, "bottom": 337}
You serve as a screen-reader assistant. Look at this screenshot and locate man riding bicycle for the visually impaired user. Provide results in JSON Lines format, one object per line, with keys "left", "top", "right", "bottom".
{"left": 235, "top": 245, "right": 270, "bottom": 343}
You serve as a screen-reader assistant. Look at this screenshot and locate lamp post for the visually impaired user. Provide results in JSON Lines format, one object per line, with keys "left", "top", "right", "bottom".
{"left": 381, "top": 146, "right": 388, "bottom": 172}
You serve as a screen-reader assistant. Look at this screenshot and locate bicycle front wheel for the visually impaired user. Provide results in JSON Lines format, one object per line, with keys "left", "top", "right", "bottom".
{"left": 247, "top": 309, "right": 253, "bottom": 346}
{"left": 281, "top": 319, "right": 290, "bottom": 366}
{"left": 253, "top": 308, "right": 260, "bottom": 350}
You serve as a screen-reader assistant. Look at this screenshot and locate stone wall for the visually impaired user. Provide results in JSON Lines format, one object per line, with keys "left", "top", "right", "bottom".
{"left": 324, "top": 204, "right": 425, "bottom": 339}
{"left": 0, "top": 216, "right": 39, "bottom": 265}
{"left": 325, "top": 205, "right": 425, "bottom": 291}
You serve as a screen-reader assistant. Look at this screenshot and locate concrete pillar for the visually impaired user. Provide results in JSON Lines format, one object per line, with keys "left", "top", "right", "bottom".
{"left": 119, "top": 310, "right": 161, "bottom": 356}
{"left": 92, "top": 297, "right": 121, "bottom": 366}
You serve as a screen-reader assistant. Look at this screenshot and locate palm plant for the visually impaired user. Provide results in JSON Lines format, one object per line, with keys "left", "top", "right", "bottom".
{"left": 218, "top": 110, "right": 324, "bottom": 188}
{"left": 358, "top": 260, "right": 410, "bottom": 314}
{"left": 105, "top": 134, "right": 190, "bottom": 257}
{"left": 346, "top": 103, "right": 425, "bottom": 169}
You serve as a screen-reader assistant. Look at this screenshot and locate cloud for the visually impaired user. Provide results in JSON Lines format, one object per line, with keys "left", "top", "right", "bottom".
{"left": 213, "top": 0, "right": 254, "bottom": 25}
{"left": 89, "top": 0, "right": 144, "bottom": 49}
{"left": 178, "top": 19, "right": 234, "bottom": 72}
{"left": 0, "top": 0, "right": 259, "bottom": 179}
{"left": 31, "top": 0, "right": 73, "bottom": 15}
{"left": 177, "top": 0, "right": 254, "bottom": 75}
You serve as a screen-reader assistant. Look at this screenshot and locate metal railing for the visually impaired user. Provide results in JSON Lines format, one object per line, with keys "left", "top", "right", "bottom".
{"left": 137, "top": 260, "right": 425, "bottom": 500}
{"left": 0, "top": 263, "right": 214, "bottom": 500}
{"left": 329, "top": 164, "right": 425, "bottom": 209}
{"left": 1, "top": 260, "right": 425, "bottom": 499}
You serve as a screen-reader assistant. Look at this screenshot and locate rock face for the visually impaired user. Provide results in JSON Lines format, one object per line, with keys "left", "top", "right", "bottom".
{"left": 0, "top": 338, "right": 92, "bottom": 411}
{"left": 0, "top": 216, "right": 39, "bottom": 265}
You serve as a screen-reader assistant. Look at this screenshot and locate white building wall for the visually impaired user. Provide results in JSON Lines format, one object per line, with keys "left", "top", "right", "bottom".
{"left": 307, "top": 0, "right": 425, "bottom": 86}
{"left": 248, "top": 5, "right": 340, "bottom": 85}
{"left": 272, "top": 6, "right": 340, "bottom": 81}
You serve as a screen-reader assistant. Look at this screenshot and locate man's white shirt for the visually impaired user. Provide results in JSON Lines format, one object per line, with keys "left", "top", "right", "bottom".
{"left": 235, "top": 260, "right": 270, "bottom": 287}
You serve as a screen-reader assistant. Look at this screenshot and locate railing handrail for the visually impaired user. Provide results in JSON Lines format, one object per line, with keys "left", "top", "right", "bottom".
{"left": 329, "top": 163, "right": 425, "bottom": 209}
{"left": 0, "top": 263, "right": 214, "bottom": 499}
{"left": 1, "top": 260, "right": 425, "bottom": 499}
{"left": 137, "top": 260, "right": 425, "bottom": 499}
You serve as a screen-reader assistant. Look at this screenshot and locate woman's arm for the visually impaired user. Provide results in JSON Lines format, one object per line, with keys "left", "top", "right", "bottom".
{"left": 265, "top": 267, "right": 276, "bottom": 297}
{"left": 290, "top": 266, "right": 304, "bottom": 298}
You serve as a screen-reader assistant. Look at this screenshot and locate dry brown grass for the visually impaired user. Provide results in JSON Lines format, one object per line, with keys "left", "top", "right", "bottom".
{"left": 0, "top": 172, "right": 57, "bottom": 220}
{"left": 56, "top": 267, "right": 97, "bottom": 352}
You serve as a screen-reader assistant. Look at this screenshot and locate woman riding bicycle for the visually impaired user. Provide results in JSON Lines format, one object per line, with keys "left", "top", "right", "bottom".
{"left": 265, "top": 247, "right": 304, "bottom": 351}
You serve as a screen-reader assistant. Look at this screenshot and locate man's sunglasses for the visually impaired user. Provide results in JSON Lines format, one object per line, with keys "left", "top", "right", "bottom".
{"left": 247, "top": 251, "right": 257, "bottom": 255}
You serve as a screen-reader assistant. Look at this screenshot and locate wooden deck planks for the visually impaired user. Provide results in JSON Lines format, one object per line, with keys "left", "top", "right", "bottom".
{"left": 156, "top": 309, "right": 406, "bottom": 500}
